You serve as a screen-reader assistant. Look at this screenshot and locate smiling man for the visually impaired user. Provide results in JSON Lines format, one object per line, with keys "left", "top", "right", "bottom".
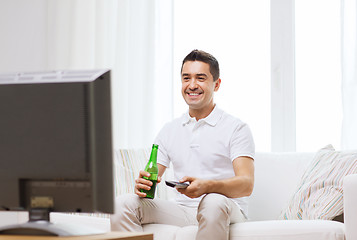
{"left": 111, "top": 50, "right": 255, "bottom": 240}
{"left": 181, "top": 58, "right": 220, "bottom": 118}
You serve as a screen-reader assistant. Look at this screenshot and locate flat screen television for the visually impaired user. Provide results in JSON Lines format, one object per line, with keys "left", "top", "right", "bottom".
{"left": 0, "top": 69, "right": 114, "bottom": 236}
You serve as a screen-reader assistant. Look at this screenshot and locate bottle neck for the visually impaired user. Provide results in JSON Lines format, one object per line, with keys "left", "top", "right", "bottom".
{"left": 150, "top": 144, "right": 158, "bottom": 163}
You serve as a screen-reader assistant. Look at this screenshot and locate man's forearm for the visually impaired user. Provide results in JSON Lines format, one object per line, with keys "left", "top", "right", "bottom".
{"left": 205, "top": 176, "right": 254, "bottom": 198}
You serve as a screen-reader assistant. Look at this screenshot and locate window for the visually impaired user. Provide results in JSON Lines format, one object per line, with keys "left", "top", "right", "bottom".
{"left": 295, "top": 0, "right": 342, "bottom": 151}
{"left": 173, "top": 0, "right": 343, "bottom": 152}
{"left": 173, "top": 0, "right": 271, "bottom": 151}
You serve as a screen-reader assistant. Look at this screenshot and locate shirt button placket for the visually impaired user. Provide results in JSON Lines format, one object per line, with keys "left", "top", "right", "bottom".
{"left": 190, "top": 121, "right": 200, "bottom": 149}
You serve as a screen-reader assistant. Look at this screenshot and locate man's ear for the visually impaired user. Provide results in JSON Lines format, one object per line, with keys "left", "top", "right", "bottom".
{"left": 214, "top": 78, "right": 221, "bottom": 91}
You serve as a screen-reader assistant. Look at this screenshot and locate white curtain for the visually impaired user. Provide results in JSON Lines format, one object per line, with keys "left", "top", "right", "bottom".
{"left": 46, "top": 0, "right": 174, "bottom": 149}
{"left": 341, "top": 0, "right": 357, "bottom": 150}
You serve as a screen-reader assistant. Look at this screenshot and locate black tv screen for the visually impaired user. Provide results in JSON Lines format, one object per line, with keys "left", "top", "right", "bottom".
{"left": 0, "top": 69, "right": 114, "bottom": 216}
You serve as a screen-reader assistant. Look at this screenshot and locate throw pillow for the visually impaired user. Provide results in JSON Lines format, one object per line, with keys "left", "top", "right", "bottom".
{"left": 114, "top": 149, "right": 150, "bottom": 195}
{"left": 279, "top": 144, "right": 357, "bottom": 220}
{"left": 113, "top": 148, "right": 169, "bottom": 199}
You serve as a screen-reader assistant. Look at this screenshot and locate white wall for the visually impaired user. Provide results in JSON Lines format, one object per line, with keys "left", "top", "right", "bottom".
{"left": 0, "top": 0, "right": 124, "bottom": 149}
{"left": 0, "top": 0, "right": 174, "bottom": 150}
{"left": 0, "top": 0, "right": 48, "bottom": 73}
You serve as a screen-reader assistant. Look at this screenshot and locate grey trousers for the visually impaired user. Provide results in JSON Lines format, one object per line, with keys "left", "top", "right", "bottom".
{"left": 110, "top": 193, "right": 246, "bottom": 240}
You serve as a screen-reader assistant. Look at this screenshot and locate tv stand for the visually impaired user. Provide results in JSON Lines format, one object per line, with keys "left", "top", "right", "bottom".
{"left": 0, "top": 209, "right": 106, "bottom": 236}
{"left": 0, "top": 231, "right": 153, "bottom": 240}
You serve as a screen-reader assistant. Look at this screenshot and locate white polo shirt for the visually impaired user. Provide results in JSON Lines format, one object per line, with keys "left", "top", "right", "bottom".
{"left": 154, "top": 106, "right": 255, "bottom": 213}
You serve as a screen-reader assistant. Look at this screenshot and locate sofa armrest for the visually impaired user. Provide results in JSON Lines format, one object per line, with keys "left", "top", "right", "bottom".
{"left": 344, "top": 174, "right": 357, "bottom": 240}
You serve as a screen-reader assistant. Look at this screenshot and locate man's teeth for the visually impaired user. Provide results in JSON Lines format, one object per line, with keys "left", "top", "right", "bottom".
{"left": 189, "top": 93, "right": 200, "bottom": 96}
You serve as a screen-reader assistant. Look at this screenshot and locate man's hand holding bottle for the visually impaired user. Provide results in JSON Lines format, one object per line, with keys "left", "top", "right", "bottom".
{"left": 135, "top": 170, "right": 162, "bottom": 198}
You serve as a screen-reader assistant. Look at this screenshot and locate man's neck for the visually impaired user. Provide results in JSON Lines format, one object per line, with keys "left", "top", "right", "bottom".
{"left": 189, "top": 104, "right": 216, "bottom": 121}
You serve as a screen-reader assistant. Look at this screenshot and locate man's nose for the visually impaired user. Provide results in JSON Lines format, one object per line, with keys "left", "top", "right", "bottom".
{"left": 189, "top": 79, "right": 198, "bottom": 89}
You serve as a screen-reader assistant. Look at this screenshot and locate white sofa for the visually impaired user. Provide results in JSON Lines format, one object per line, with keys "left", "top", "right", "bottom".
{"left": 1, "top": 151, "right": 357, "bottom": 240}
{"left": 112, "top": 150, "right": 357, "bottom": 240}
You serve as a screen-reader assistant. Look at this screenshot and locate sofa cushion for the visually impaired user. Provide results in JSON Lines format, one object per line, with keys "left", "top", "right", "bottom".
{"left": 229, "top": 220, "right": 344, "bottom": 240}
{"left": 248, "top": 152, "right": 314, "bottom": 221}
{"left": 142, "top": 220, "right": 344, "bottom": 240}
{"left": 280, "top": 145, "right": 357, "bottom": 220}
{"left": 143, "top": 224, "right": 180, "bottom": 240}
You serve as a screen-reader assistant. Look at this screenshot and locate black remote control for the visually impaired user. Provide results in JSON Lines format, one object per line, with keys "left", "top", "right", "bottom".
{"left": 165, "top": 180, "right": 189, "bottom": 189}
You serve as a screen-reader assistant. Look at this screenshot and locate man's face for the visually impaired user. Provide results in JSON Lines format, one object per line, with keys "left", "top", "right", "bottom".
{"left": 181, "top": 61, "right": 221, "bottom": 113}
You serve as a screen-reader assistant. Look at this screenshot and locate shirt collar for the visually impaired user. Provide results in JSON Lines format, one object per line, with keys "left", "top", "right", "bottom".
{"left": 181, "top": 105, "right": 223, "bottom": 127}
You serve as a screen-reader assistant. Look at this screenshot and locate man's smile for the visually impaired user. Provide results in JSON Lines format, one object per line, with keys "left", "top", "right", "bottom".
{"left": 186, "top": 92, "right": 203, "bottom": 96}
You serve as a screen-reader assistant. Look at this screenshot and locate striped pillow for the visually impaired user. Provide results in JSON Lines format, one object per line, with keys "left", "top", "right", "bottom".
{"left": 113, "top": 148, "right": 170, "bottom": 199}
{"left": 113, "top": 149, "right": 150, "bottom": 195}
{"left": 280, "top": 144, "right": 357, "bottom": 220}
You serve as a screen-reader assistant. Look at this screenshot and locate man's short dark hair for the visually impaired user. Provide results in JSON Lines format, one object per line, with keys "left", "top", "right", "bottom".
{"left": 181, "top": 50, "right": 220, "bottom": 81}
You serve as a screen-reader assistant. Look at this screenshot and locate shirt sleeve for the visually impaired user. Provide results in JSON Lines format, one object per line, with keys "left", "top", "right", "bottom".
{"left": 230, "top": 122, "right": 255, "bottom": 161}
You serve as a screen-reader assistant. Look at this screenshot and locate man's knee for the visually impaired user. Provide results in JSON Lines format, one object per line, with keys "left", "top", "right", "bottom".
{"left": 113, "top": 194, "right": 141, "bottom": 214}
{"left": 111, "top": 194, "right": 143, "bottom": 231}
{"left": 197, "top": 193, "right": 230, "bottom": 220}
{"left": 199, "top": 193, "right": 229, "bottom": 210}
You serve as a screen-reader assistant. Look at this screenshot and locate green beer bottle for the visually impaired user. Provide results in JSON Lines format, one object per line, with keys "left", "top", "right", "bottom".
{"left": 141, "top": 144, "right": 159, "bottom": 199}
